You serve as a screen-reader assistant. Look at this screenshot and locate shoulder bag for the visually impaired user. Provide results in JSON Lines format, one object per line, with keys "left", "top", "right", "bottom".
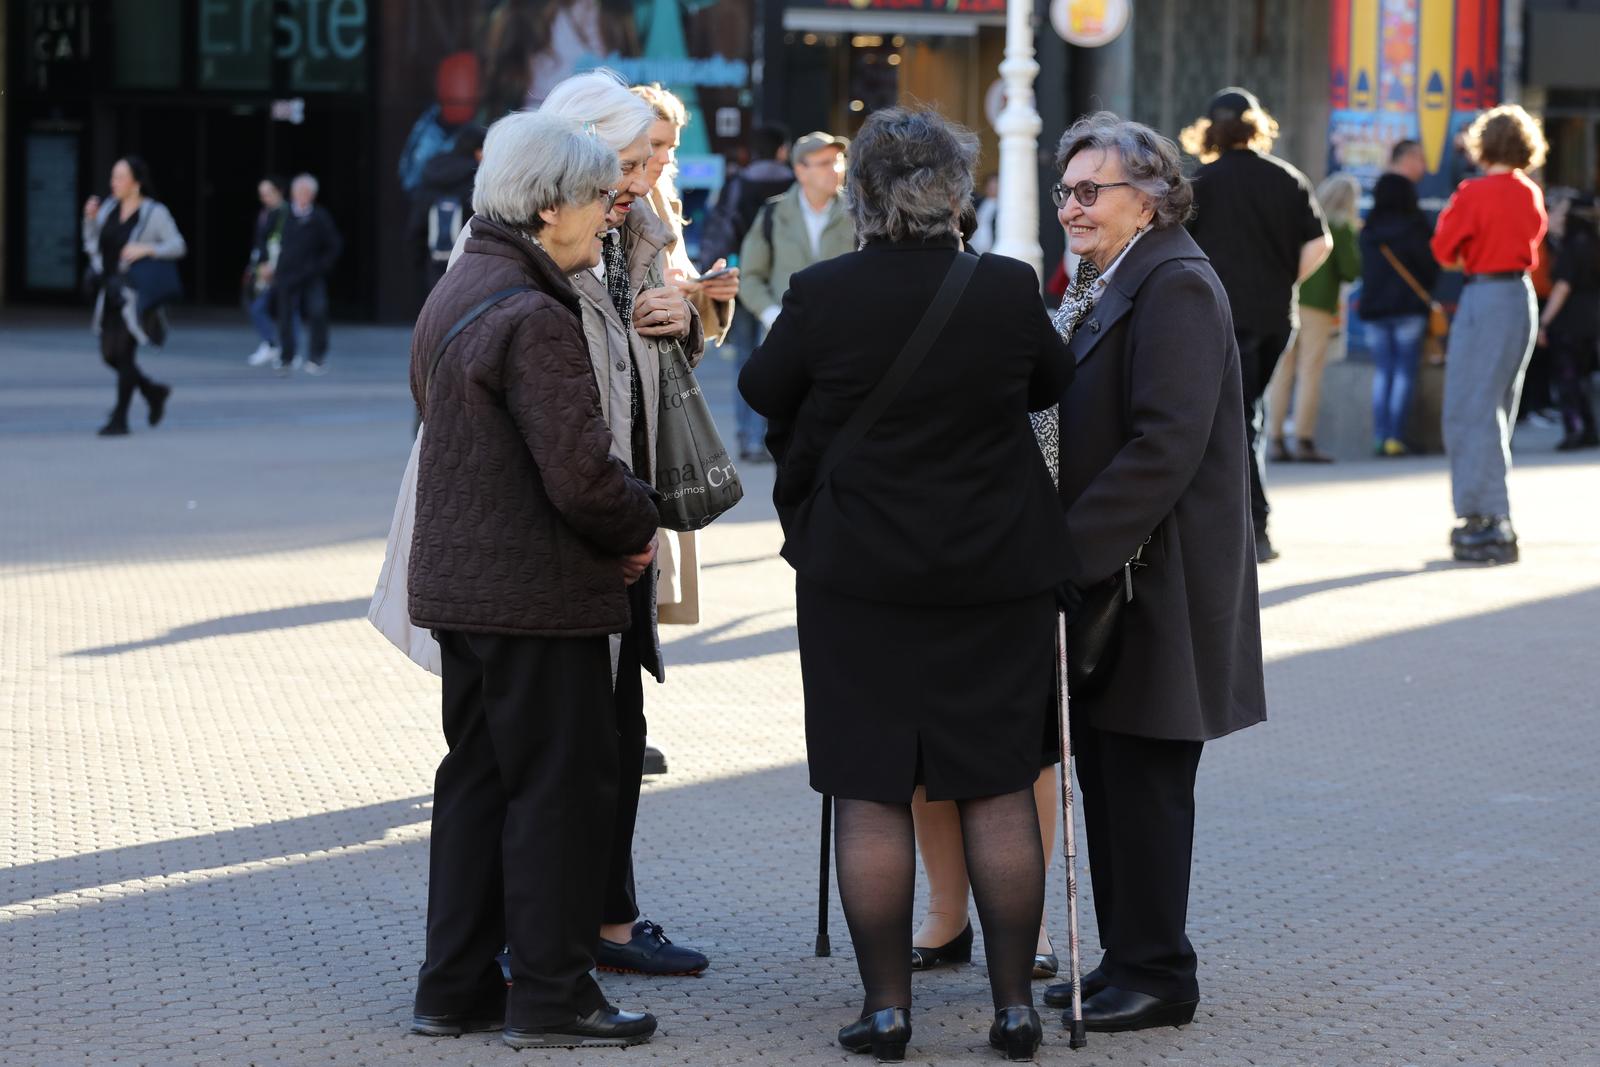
{"left": 1379, "top": 243, "right": 1450, "bottom": 337}
{"left": 656, "top": 338, "right": 745, "bottom": 531}
{"left": 368, "top": 285, "right": 531, "bottom": 674}
{"left": 791, "top": 252, "right": 979, "bottom": 530}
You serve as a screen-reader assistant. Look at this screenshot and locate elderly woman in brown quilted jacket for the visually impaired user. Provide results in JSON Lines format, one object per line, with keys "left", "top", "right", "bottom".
{"left": 406, "top": 109, "right": 663, "bottom": 1051}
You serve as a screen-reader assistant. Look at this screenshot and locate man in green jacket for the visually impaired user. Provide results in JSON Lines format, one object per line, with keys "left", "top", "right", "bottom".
{"left": 738, "top": 131, "right": 857, "bottom": 362}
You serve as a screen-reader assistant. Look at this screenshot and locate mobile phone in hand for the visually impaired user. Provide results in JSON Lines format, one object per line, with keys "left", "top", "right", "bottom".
{"left": 699, "top": 266, "right": 736, "bottom": 281}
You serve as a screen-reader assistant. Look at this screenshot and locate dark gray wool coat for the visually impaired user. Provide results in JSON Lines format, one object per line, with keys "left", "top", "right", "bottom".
{"left": 1056, "top": 223, "right": 1267, "bottom": 742}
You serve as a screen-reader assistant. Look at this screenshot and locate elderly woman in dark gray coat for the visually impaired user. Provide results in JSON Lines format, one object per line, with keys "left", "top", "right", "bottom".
{"left": 1033, "top": 113, "right": 1267, "bottom": 1032}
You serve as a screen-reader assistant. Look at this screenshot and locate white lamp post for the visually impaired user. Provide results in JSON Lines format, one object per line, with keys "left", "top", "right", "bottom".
{"left": 993, "top": 0, "right": 1044, "bottom": 279}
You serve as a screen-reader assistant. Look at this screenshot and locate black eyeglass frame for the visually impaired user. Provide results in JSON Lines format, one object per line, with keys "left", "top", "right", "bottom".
{"left": 599, "top": 188, "right": 622, "bottom": 209}
{"left": 1050, "top": 179, "right": 1134, "bottom": 208}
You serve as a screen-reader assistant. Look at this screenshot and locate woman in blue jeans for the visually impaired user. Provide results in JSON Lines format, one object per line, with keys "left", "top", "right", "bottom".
{"left": 1359, "top": 172, "right": 1438, "bottom": 455}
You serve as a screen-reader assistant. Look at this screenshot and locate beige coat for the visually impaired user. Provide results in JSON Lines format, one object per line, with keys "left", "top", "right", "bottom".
{"left": 647, "top": 185, "right": 733, "bottom": 348}
{"left": 570, "top": 201, "right": 706, "bottom": 629}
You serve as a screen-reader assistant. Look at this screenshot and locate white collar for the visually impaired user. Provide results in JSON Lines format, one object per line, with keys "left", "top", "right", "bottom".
{"left": 1091, "top": 227, "right": 1148, "bottom": 301}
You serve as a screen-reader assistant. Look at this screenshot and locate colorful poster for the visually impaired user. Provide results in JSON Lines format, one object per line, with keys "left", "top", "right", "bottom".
{"left": 1328, "top": 0, "right": 1503, "bottom": 207}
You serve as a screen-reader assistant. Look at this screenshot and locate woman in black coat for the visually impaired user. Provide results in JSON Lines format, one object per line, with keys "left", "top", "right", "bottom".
{"left": 1359, "top": 172, "right": 1440, "bottom": 455}
{"left": 1033, "top": 114, "right": 1267, "bottom": 1032}
{"left": 739, "top": 108, "right": 1075, "bottom": 1061}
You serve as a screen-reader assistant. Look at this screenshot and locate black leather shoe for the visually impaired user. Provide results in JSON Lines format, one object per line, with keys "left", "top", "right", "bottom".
{"left": 642, "top": 744, "right": 668, "bottom": 775}
{"left": 595, "top": 920, "right": 708, "bottom": 976}
{"left": 1452, "top": 515, "right": 1518, "bottom": 564}
{"left": 1043, "top": 967, "right": 1107, "bottom": 1008}
{"left": 1255, "top": 535, "right": 1280, "bottom": 564}
{"left": 145, "top": 383, "right": 171, "bottom": 427}
{"left": 1080, "top": 986, "right": 1198, "bottom": 1032}
{"left": 502, "top": 1007, "right": 657, "bottom": 1049}
{"left": 410, "top": 1011, "right": 504, "bottom": 1037}
{"left": 97, "top": 418, "right": 130, "bottom": 437}
{"left": 838, "top": 1006, "right": 911, "bottom": 1062}
{"left": 1032, "top": 953, "right": 1058, "bottom": 979}
{"left": 988, "top": 1006, "right": 1042, "bottom": 1060}
{"left": 909, "top": 922, "right": 972, "bottom": 970}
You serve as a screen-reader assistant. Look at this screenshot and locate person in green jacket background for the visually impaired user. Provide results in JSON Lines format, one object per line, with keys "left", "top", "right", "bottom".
{"left": 1268, "top": 172, "right": 1362, "bottom": 463}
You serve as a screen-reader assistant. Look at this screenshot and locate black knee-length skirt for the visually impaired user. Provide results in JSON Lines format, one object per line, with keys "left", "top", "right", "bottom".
{"left": 796, "top": 577, "right": 1057, "bottom": 803}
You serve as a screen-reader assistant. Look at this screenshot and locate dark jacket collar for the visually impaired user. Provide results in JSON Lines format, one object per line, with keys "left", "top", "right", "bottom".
{"left": 862, "top": 236, "right": 961, "bottom": 250}
{"left": 1069, "top": 224, "right": 1209, "bottom": 365}
{"left": 462, "top": 216, "right": 582, "bottom": 316}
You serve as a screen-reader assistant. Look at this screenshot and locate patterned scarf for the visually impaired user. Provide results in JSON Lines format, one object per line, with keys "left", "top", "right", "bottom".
{"left": 601, "top": 230, "right": 649, "bottom": 476}
{"left": 1030, "top": 256, "right": 1102, "bottom": 489}
{"left": 601, "top": 232, "right": 633, "bottom": 324}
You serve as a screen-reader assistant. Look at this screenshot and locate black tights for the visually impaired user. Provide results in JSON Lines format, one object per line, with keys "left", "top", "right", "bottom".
{"left": 834, "top": 785, "right": 1043, "bottom": 1016}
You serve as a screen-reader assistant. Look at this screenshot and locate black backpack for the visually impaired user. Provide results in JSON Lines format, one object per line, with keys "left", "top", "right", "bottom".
{"left": 698, "top": 173, "right": 794, "bottom": 269}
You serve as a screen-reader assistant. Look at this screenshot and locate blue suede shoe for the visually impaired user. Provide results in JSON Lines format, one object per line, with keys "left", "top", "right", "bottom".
{"left": 594, "top": 920, "right": 708, "bottom": 976}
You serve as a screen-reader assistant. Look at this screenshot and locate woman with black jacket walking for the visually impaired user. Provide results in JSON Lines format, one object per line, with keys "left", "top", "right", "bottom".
{"left": 1359, "top": 172, "right": 1440, "bottom": 456}
{"left": 81, "top": 155, "right": 185, "bottom": 436}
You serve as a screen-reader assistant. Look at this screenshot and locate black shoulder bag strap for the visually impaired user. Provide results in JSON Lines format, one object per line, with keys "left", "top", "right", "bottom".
{"left": 811, "top": 252, "right": 978, "bottom": 489}
{"left": 421, "top": 285, "right": 534, "bottom": 407}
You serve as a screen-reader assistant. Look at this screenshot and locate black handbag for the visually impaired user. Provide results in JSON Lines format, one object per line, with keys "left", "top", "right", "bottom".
{"left": 1066, "top": 538, "right": 1147, "bottom": 694}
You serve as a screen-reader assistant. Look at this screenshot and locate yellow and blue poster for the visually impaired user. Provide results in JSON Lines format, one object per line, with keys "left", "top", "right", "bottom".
{"left": 1327, "top": 0, "right": 1501, "bottom": 210}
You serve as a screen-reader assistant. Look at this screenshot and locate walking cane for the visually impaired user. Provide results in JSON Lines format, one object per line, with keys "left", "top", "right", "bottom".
{"left": 1056, "top": 612, "right": 1087, "bottom": 1049}
{"left": 816, "top": 793, "right": 833, "bottom": 956}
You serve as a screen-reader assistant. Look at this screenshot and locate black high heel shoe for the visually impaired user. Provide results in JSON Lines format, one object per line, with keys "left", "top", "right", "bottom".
{"left": 988, "top": 1006, "right": 1042, "bottom": 1061}
{"left": 910, "top": 923, "right": 973, "bottom": 970}
{"left": 838, "top": 1007, "right": 912, "bottom": 1062}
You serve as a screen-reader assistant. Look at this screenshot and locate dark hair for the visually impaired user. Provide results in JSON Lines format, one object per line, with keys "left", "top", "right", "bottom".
{"left": 454, "top": 125, "right": 488, "bottom": 158}
{"left": 846, "top": 107, "right": 978, "bottom": 243}
{"left": 259, "top": 174, "right": 286, "bottom": 195}
{"left": 119, "top": 155, "right": 154, "bottom": 197}
{"left": 1389, "top": 139, "right": 1422, "bottom": 165}
{"left": 1370, "top": 172, "right": 1419, "bottom": 215}
{"left": 751, "top": 123, "right": 791, "bottom": 161}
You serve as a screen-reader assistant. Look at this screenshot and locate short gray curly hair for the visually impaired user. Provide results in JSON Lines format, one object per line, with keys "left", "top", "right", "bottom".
{"left": 473, "top": 110, "right": 620, "bottom": 232}
{"left": 847, "top": 108, "right": 979, "bottom": 243}
{"left": 1054, "top": 112, "right": 1194, "bottom": 229}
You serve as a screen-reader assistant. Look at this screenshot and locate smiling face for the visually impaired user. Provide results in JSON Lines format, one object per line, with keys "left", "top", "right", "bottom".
{"left": 1057, "top": 148, "right": 1153, "bottom": 272}
{"left": 605, "top": 133, "right": 654, "bottom": 228}
{"left": 109, "top": 160, "right": 139, "bottom": 201}
{"left": 644, "top": 117, "right": 680, "bottom": 190}
{"left": 540, "top": 189, "right": 613, "bottom": 274}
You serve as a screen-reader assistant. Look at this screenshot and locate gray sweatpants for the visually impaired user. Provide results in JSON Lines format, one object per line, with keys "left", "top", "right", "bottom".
{"left": 1442, "top": 276, "right": 1535, "bottom": 518}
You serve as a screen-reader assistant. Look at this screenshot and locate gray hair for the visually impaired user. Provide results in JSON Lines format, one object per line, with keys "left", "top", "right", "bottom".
{"left": 1316, "top": 172, "right": 1361, "bottom": 226}
{"left": 291, "top": 173, "right": 319, "bottom": 197}
{"left": 846, "top": 108, "right": 978, "bottom": 244}
{"left": 472, "top": 110, "right": 621, "bottom": 232}
{"left": 1054, "top": 112, "right": 1194, "bottom": 229}
{"left": 539, "top": 69, "right": 654, "bottom": 153}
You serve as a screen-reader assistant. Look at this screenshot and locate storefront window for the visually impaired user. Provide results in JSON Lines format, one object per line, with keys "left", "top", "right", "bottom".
{"left": 25, "top": 131, "right": 81, "bottom": 292}
{"left": 198, "top": 0, "right": 275, "bottom": 90}
{"left": 112, "top": 0, "right": 182, "bottom": 89}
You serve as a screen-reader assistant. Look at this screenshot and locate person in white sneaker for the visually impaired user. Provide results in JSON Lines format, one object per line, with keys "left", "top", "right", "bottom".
{"left": 246, "top": 177, "right": 288, "bottom": 366}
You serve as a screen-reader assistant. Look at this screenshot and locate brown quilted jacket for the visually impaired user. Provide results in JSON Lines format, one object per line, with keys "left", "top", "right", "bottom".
{"left": 407, "top": 217, "right": 660, "bottom": 637}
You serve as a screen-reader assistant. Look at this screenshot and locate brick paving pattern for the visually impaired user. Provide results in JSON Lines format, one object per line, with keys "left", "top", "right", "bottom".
{"left": 3, "top": 313, "right": 1598, "bottom": 1065}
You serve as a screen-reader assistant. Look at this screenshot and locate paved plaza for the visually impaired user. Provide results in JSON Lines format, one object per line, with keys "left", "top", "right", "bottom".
{"left": 3, "top": 311, "right": 1599, "bottom": 1066}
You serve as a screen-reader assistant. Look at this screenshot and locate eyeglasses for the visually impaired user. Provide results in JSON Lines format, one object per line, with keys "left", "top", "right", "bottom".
{"left": 1050, "top": 179, "right": 1133, "bottom": 208}
{"left": 599, "top": 188, "right": 621, "bottom": 208}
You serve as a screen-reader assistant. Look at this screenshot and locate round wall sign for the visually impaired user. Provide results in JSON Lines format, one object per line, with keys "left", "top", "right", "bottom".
{"left": 1050, "top": 0, "right": 1131, "bottom": 48}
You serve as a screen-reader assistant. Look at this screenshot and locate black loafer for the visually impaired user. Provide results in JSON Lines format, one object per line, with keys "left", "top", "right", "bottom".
{"left": 988, "top": 1005, "right": 1042, "bottom": 1060}
{"left": 503, "top": 1006, "right": 657, "bottom": 1049}
{"left": 1043, "top": 967, "right": 1107, "bottom": 1008}
{"left": 410, "top": 1011, "right": 504, "bottom": 1037}
{"left": 910, "top": 923, "right": 973, "bottom": 970}
{"left": 1080, "top": 986, "right": 1198, "bottom": 1032}
{"left": 145, "top": 383, "right": 171, "bottom": 427}
{"left": 595, "top": 920, "right": 708, "bottom": 976}
{"left": 838, "top": 1006, "right": 911, "bottom": 1062}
